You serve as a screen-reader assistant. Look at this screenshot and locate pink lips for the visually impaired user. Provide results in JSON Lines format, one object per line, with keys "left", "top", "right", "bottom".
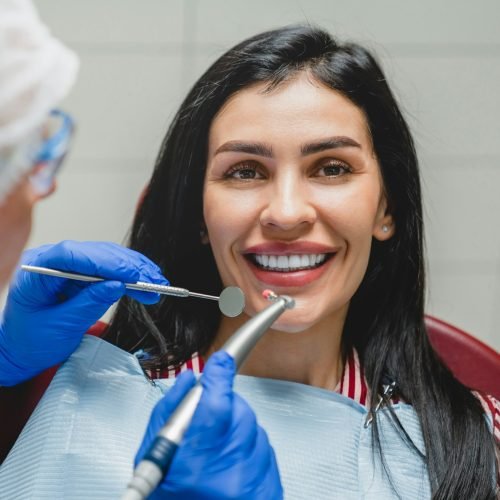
{"left": 242, "top": 241, "right": 337, "bottom": 288}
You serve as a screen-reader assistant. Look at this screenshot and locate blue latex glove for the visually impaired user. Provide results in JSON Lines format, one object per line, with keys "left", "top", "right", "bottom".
{"left": 0, "top": 240, "right": 168, "bottom": 386}
{"left": 136, "top": 351, "right": 283, "bottom": 500}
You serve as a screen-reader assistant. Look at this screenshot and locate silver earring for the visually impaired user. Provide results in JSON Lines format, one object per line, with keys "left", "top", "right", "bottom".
{"left": 382, "top": 224, "right": 389, "bottom": 233}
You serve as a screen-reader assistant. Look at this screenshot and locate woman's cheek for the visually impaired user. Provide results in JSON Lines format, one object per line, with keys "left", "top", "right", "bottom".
{"left": 205, "top": 188, "right": 262, "bottom": 235}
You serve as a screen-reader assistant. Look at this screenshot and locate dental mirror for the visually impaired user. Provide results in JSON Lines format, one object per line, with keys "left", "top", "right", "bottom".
{"left": 218, "top": 286, "right": 245, "bottom": 317}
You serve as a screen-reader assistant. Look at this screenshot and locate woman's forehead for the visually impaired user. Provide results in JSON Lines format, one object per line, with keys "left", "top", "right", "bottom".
{"left": 208, "top": 73, "right": 372, "bottom": 153}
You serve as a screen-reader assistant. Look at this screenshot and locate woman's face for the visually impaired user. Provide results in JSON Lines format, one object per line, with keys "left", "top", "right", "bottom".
{"left": 203, "top": 72, "right": 393, "bottom": 332}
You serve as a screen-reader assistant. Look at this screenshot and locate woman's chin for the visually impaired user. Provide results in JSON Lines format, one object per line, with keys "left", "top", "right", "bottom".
{"left": 240, "top": 292, "right": 335, "bottom": 334}
{"left": 262, "top": 312, "right": 319, "bottom": 334}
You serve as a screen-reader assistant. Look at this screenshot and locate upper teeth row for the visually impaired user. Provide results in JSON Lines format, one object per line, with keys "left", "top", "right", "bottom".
{"left": 254, "top": 254, "right": 326, "bottom": 270}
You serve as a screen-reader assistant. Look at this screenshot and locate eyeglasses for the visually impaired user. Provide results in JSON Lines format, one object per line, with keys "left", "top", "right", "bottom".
{"left": 29, "top": 109, "right": 74, "bottom": 196}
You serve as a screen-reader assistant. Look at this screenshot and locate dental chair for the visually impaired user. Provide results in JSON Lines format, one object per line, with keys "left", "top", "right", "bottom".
{"left": 425, "top": 315, "right": 500, "bottom": 400}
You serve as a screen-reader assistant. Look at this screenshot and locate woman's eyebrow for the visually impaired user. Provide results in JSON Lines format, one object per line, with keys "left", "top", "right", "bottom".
{"left": 301, "top": 136, "right": 361, "bottom": 155}
{"left": 214, "top": 141, "right": 273, "bottom": 157}
{"left": 214, "top": 136, "right": 361, "bottom": 158}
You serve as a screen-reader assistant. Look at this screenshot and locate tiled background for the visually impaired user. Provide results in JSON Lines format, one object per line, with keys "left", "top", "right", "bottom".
{"left": 26, "top": 0, "right": 500, "bottom": 350}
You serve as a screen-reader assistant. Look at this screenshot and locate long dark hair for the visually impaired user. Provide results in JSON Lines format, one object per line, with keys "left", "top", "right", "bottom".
{"left": 106, "top": 25, "right": 498, "bottom": 498}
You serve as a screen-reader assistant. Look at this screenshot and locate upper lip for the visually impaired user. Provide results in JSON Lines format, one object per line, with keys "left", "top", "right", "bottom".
{"left": 243, "top": 241, "right": 338, "bottom": 255}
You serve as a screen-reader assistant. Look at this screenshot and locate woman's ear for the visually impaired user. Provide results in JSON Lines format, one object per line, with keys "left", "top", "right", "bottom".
{"left": 373, "top": 197, "right": 395, "bottom": 241}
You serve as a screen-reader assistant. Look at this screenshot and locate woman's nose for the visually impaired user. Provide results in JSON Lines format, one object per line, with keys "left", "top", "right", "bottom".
{"left": 259, "top": 176, "right": 316, "bottom": 231}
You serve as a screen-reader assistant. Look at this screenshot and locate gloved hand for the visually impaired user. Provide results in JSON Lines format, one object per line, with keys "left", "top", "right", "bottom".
{"left": 0, "top": 240, "right": 168, "bottom": 386}
{"left": 136, "top": 351, "right": 283, "bottom": 500}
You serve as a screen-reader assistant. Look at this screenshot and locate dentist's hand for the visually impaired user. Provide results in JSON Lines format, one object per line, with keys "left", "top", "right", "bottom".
{"left": 136, "top": 351, "right": 283, "bottom": 500}
{"left": 0, "top": 240, "right": 167, "bottom": 386}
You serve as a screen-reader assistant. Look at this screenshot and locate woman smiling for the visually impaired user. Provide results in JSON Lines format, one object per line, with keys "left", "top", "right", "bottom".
{"left": 202, "top": 74, "right": 393, "bottom": 387}
{"left": 1, "top": 21, "right": 496, "bottom": 500}
{"left": 103, "top": 25, "right": 499, "bottom": 499}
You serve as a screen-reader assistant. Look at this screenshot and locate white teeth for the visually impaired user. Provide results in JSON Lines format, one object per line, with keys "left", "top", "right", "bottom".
{"left": 277, "top": 256, "right": 288, "bottom": 268}
{"left": 252, "top": 253, "right": 328, "bottom": 271}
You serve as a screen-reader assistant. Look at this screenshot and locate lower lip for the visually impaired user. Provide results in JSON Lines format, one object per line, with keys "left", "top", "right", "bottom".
{"left": 245, "top": 256, "right": 334, "bottom": 288}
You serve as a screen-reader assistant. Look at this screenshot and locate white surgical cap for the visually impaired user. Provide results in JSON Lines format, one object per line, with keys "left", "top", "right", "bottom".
{"left": 0, "top": 0, "right": 79, "bottom": 203}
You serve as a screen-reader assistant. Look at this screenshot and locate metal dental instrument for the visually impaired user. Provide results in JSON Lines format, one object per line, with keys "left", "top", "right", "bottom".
{"left": 20, "top": 265, "right": 245, "bottom": 317}
{"left": 122, "top": 291, "right": 295, "bottom": 500}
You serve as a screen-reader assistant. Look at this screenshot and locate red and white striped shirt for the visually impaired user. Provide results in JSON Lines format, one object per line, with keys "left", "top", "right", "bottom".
{"left": 148, "top": 349, "right": 500, "bottom": 443}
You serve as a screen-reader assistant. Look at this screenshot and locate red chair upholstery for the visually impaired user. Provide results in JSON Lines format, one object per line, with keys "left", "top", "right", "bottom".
{"left": 425, "top": 315, "right": 500, "bottom": 400}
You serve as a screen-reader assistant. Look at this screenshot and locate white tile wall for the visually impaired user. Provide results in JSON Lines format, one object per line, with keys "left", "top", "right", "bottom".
{"left": 426, "top": 268, "right": 499, "bottom": 347}
{"left": 423, "top": 160, "right": 500, "bottom": 263}
{"left": 191, "top": 0, "right": 500, "bottom": 46}
{"left": 36, "top": 0, "right": 185, "bottom": 45}
{"left": 24, "top": 0, "right": 500, "bottom": 350}
{"left": 63, "top": 51, "right": 184, "bottom": 163}
{"left": 30, "top": 162, "right": 151, "bottom": 244}
{"left": 388, "top": 57, "right": 500, "bottom": 157}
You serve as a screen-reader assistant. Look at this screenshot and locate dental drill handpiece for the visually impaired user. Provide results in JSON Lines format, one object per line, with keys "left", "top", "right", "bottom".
{"left": 122, "top": 292, "right": 295, "bottom": 500}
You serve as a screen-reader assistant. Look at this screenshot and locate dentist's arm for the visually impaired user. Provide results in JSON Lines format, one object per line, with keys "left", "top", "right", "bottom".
{"left": 0, "top": 240, "right": 167, "bottom": 386}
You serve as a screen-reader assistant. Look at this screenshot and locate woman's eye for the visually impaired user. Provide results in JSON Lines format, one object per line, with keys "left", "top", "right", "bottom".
{"left": 224, "top": 163, "right": 264, "bottom": 180}
{"left": 317, "top": 161, "right": 351, "bottom": 178}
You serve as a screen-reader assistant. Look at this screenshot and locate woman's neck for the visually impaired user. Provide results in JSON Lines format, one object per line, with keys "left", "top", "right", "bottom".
{"left": 205, "top": 308, "right": 346, "bottom": 391}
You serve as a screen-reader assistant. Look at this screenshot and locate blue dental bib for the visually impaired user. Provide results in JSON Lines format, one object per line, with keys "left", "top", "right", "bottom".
{"left": 0, "top": 336, "right": 431, "bottom": 499}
